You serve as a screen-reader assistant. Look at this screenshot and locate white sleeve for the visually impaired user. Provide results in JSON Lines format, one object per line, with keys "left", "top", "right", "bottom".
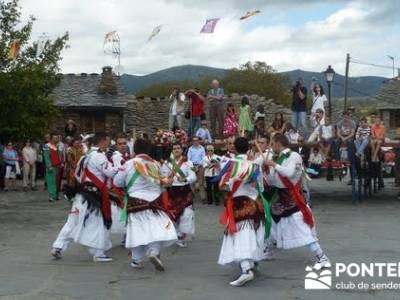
{"left": 113, "top": 164, "right": 130, "bottom": 188}
{"left": 160, "top": 163, "right": 172, "bottom": 178}
{"left": 98, "top": 154, "right": 119, "bottom": 178}
{"left": 274, "top": 155, "right": 301, "bottom": 179}
{"left": 185, "top": 162, "right": 197, "bottom": 184}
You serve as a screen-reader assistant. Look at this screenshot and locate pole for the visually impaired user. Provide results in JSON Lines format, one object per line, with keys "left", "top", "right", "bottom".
{"left": 328, "top": 82, "right": 332, "bottom": 120}
{"left": 393, "top": 58, "right": 395, "bottom": 78}
{"left": 343, "top": 53, "right": 350, "bottom": 111}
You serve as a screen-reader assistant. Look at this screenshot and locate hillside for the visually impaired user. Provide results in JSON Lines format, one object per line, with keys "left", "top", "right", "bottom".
{"left": 121, "top": 65, "right": 387, "bottom": 98}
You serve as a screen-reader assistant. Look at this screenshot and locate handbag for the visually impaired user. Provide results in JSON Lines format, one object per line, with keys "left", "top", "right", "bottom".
{"left": 200, "top": 113, "right": 206, "bottom": 120}
{"left": 185, "top": 111, "right": 191, "bottom": 119}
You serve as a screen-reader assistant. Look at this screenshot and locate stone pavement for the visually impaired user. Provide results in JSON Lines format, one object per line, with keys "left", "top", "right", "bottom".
{"left": 0, "top": 178, "right": 399, "bottom": 300}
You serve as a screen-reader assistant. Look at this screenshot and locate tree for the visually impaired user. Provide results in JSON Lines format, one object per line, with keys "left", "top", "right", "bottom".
{"left": 221, "top": 61, "right": 291, "bottom": 106}
{"left": 0, "top": 0, "right": 68, "bottom": 142}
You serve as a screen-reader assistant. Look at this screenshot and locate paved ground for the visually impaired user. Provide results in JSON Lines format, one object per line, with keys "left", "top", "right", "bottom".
{"left": 0, "top": 178, "right": 399, "bottom": 300}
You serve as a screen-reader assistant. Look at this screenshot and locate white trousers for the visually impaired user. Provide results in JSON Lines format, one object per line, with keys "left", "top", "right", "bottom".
{"left": 130, "top": 242, "right": 161, "bottom": 263}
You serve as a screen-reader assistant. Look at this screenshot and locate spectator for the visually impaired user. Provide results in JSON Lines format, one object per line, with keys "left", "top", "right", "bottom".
{"left": 307, "top": 148, "right": 323, "bottom": 176}
{"left": 66, "top": 136, "right": 85, "bottom": 188}
{"left": 291, "top": 78, "right": 308, "bottom": 135}
{"left": 334, "top": 111, "right": 356, "bottom": 161}
{"left": 285, "top": 123, "right": 300, "bottom": 145}
{"left": 293, "top": 136, "right": 310, "bottom": 166}
{"left": 354, "top": 117, "right": 371, "bottom": 159}
{"left": 370, "top": 115, "right": 385, "bottom": 162}
{"left": 254, "top": 104, "right": 266, "bottom": 138}
{"left": 207, "top": 79, "right": 225, "bottom": 139}
{"left": 308, "top": 108, "right": 324, "bottom": 143}
{"left": 65, "top": 119, "right": 77, "bottom": 138}
{"left": 196, "top": 121, "right": 212, "bottom": 143}
{"left": 187, "top": 136, "right": 206, "bottom": 202}
{"left": 169, "top": 87, "right": 185, "bottom": 130}
{"left": 202, "top": 145, "right": 221, "bottom": 205}
{"left": 311, "top": 84, "right": 327, "bottom": 126}
{"left": 269, "top": 112, "right": 286, "bottom": 136}
{"left": 319, "top": 116, "right": 335, "bottom": 159}
{"left": 0, "top": 141, "right": 4, "bottom": 190}
{"left": 3, "top": 142, "right": 18, "bottom": 191}
{"left": 223, "top": 103, "right": 238, "bottom": 137}
{"left": 186, "top": 88, "right": 205, "bottom": 140}
{"left": 239, "top": 96, "right": 253, "bottom": 138}
{"left": 22, "top": 140, "right": 37, "bottom": 191}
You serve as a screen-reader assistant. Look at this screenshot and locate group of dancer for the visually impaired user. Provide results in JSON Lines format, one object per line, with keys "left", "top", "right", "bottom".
{"left": 50, "top": 131, "right": 330, "bottom": 287}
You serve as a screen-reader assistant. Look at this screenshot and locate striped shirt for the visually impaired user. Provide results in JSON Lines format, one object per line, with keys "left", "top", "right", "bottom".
{"left": 355, "top": 126, "right": 371, "bottom": 139}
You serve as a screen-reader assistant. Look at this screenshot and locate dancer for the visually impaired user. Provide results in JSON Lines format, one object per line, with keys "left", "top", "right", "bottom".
{"left": 161, "top": 143, "right": 196, "bottom": 247}
{"left": 263, "top": 134, "right": 331, "bottom": 270}
{"left": 216, "top": 137, "right": 265, "bottom": 287}
{"left": 113, "top": 138, "right": 177, "bottom": 271}
{"left": 50, "top": 132, "right": 118, "bottom": 262}
{"left": 43, "top": 133, "right": 64, "bottom": 201}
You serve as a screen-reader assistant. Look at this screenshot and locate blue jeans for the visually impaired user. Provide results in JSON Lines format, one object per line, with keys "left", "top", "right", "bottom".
{"left": 188, "top": 116, "right": 201, "bottom": 140}
{"left": 292, "top": 111, "right": 307, "bottom": 136}
{"left": 354, "top": 138, "right": 369, "bottom": 155}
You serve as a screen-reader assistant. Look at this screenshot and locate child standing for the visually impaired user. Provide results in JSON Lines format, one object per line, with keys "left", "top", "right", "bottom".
{"left": 370, "top": 116, "right": 385, "bottom": 162}
{"left": 239, "top": 96, "right": 253, "bottom": 138}
{"left": 354, "top": 117, "right": 371, "bottom": 159}
{"left": 319, "top": 116, "right": 335, "bottom": 159}
{"left": 223, "top": 103, "right": 238, "bottom": 137}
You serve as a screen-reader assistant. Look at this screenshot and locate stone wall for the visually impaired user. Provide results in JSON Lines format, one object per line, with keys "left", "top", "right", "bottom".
{"left": 124, "top": 94, "right": 292, "bottom": 135}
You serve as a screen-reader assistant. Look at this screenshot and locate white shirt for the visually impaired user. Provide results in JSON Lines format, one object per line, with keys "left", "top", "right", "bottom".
{"left": 311, "top": 94, "right": 328, "bottom": 113}
{"left": 112, "top": 151, "right": 125, "bottom": 168}
{"left": 79, "top": 147, "right": 118, "bottom": 184}
{"left": 114, "top": 156, "right": 162, "bottom": 202}
{"left": 160, "top": 158, "right": 196, "bottom": 186}
{"left": 285, "top": 131, "right": 300, "bottom": 145}
{"left": 221, "top": 154, "right": 263, "bottom": 200}
{"left": 22, "top": 146, "right": 37, "bottom": 164}
{"left": 266, "top": 149, "right": 303, "bottom": 188}
{"left": 202, "top": 154, "right": 221, "bottom": 177}
{"left": 321, "top": 125, "right": 334, "bottom": 139}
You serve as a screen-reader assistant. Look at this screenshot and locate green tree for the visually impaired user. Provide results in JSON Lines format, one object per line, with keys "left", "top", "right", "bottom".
{"left": 221, "top": 61, "right": 291, "bottom": 106}
{"left": 0, "top": 0, "right": 68, "bottom": 142}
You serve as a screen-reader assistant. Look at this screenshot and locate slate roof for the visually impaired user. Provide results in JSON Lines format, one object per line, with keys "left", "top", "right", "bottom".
{"left": 53, "top": 73, "right": 127, "bottom": 109}
{"left": 375, "top": 78, "right": 400, "bottom": 110}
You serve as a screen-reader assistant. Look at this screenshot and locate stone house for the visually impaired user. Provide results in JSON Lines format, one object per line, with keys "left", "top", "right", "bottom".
{"left": 51, "top": 66, "right": 128, "bottom": 135}
{"left": 375, "top": 77, "right": 400, "bottom": 137}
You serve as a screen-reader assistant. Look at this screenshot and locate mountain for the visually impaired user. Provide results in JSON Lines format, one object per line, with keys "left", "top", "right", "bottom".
{"left": 121, "top": 65, "right": 387, "bottom": 98}
{"left": 121, "top": 65, "right": 227, "bottom": 95}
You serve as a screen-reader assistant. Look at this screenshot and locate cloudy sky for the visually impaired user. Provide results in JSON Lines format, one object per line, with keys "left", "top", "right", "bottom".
{"left": 20, "top": 0, "right": 400, "bottom": 77}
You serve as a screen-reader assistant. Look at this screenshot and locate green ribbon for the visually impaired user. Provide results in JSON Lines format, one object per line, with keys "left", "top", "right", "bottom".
{"left": 169, "top": 157, "right": 186, "bottom": 178}
{"left": 119, "top": 170, "right": 140, "bottom": 223}
{"left": 258, "top": 150, "right": 291, "bottom": 237}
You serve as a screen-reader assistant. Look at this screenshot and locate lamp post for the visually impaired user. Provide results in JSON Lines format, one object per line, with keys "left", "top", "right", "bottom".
{"left": 324, "top": 65, "right": 335, "bottom": 120}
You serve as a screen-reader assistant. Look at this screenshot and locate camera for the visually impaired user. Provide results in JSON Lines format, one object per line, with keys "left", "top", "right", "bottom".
{"left": 291, "top": 80, "right": 302, "bottom": 92}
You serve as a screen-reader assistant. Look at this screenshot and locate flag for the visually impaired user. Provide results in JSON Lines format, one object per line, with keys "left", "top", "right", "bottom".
{"left": 240, "top": 10, "right": 261, "bottom": 20}
{"left": 200, "top": 18, "right": 220, "bottom": 34}
{"left": 147, "top": 25, "right": 162, "bottom": 42}
{"left": 8, "top": 39, "right": 21, "bottom": 59}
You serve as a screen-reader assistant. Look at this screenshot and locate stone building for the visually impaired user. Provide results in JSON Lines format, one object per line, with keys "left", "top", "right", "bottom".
{"left": 375, "top": 77, "right": 400, "bottom": 137}
{"left": 51, "top": 66, "right": 127, "bottom": 135}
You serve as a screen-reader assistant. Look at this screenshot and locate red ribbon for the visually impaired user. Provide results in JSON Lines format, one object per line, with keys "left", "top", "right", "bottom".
{"left": 84, "top": 168, "right": 112, "bottom": 228}
{"left": 219, "top": 179, "right": 242, "bottom": 234}
{"left": 278, "top": 174, "right": 314, "bottom": 228}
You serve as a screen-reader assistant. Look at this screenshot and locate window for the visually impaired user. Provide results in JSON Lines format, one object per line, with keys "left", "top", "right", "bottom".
{"left": 389, "top": 110, "right": 400, "bottom": 128}
{"left": 80, "top": 113, "right": 105, "bottom": 133}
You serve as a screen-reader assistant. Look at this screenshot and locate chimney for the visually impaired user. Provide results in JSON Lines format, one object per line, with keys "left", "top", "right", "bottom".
{"left": 98, "top": 66, "right": 117, "bottom": 95}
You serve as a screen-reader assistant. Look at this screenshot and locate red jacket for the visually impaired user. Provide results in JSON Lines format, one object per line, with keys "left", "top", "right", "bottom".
{"left": 188, "top": 93, "right": 204, "bottom": 117}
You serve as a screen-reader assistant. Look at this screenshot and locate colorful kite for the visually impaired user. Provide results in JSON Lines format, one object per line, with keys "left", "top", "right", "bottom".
{"left": 147, "top": 25, "right": 162, "bottom": 42}
{"left": 8, "top": 39, "right": 21, "bottom": 59}
{"left": 240, "top": 10, "right": 261, "bottom": 20}
{"left": 200, "top": 18, "right": 220, "bottom": 34}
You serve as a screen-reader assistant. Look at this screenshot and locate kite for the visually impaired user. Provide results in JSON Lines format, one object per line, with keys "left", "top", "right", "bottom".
{"left": 147, "top": 25, "right": 162, "bottom": 42}
{"left": 8, "top": 39, "right": 21, "bottom": 59}
{"left": 200, "top": 18, "right": 220, "bottom": 34}
{"left": 103, "top": 31, "right": 120, "bottom": 57}
{"left": 240, "top": 10, "right": 261, "bottom": 20}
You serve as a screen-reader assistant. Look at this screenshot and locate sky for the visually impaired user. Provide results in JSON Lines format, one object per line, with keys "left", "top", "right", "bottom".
{"left": 19, "top": 0, "right": 400, "bottom": 77}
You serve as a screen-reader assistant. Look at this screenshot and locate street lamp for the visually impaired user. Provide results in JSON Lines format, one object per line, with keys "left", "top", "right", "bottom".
{"left": 324, "top": 65, "right": 335, "bottom": 120}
